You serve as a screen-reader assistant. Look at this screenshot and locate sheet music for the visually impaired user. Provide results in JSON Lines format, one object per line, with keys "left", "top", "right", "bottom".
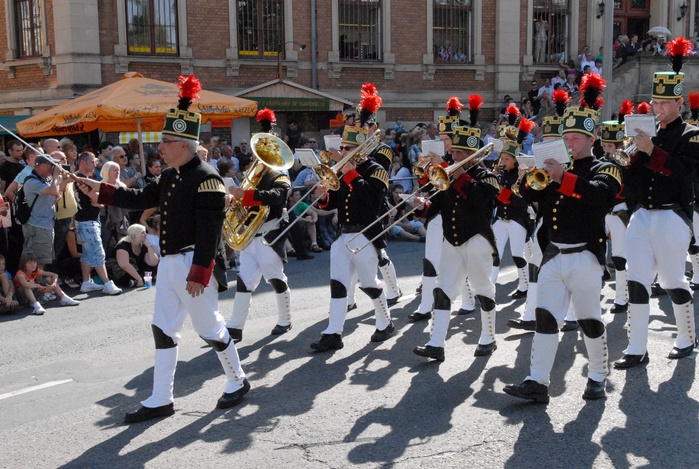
{"left": 421, "top": 139, "right": 445, "bottom": 157}
{"left": 296, "top": 148, "right": 321, "bottom": 167}
{"left": 532, "top": 138, "right": 570, "bottom": 168}
{"left": 323, "top": 134, "right": 342, "bottom": 151}
{"left": 517, "top": 155, "right": 535, "bottom": 170}
{"left": 624, "top": 114, "right": 657, "bottom": 137}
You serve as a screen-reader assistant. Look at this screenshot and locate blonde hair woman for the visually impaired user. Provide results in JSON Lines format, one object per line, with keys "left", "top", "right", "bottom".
{"left": 113, "top": 223, "right": 159, "bottom": 287}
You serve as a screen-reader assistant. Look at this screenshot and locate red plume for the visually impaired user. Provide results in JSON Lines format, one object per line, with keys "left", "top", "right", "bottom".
{"left": 552, "top": 89, "right": 570, "bottom": 117}
{"left": 637, "top": 102, "right": 651, "bottom": 114}
{"left": 256, "top": 108, "right": 276, "bottom": 123}
{"left": 468, "top": 94, "right": 484, "bottom": 111}
{"left": 176, "top": 74, "right": 202, "bottom": 111}
{"left": 579, "top": 72, "right": 606, "bottom": 110}
{"left": 618, "top": 100, "right": 634, "bottom": 123}
{"left": 667, "top": 37, "right": 694, "bottom": 74}
{"left": 446, "top": 96, "right": 463, "bottom": 116}
{"left": 506, "top": 104, "right": 520, "bottom": 126}
{"left": 689, "top": 91, "right": 699, "bottom": 110}
{"left": 361, "top": 83, "right": 378, "bottom": 97}
{"left": 516, "top": 116, "right": 535, "bottom": 145}
{"left": 359, "top": 94, "right": 382, "bottom": 115}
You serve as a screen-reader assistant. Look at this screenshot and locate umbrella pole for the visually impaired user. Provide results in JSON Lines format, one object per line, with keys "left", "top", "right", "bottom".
{"left": 136, "top": 119, "right": 146, "bottom": 175}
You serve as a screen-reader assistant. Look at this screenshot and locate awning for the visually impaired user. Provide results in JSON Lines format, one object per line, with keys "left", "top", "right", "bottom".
{"left": 0, "top": 115, "right": 28, "bottom": 135}
{"left": 119, "top": 131, "right": 161, "bottom": 144}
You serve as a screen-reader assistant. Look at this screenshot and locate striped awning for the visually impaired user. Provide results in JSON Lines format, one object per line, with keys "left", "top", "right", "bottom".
{"left": 118, "top": 131, "right": 161, "bottom": 144}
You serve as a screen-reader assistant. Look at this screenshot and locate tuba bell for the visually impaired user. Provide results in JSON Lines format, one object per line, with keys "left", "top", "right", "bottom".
{"left": 222, "top": 132, "right": 294, "bottom": 250}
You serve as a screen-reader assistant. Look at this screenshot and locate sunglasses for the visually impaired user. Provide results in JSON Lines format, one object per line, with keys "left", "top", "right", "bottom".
{"left": 339, "top": 145, "right": 356, "bottom": 151}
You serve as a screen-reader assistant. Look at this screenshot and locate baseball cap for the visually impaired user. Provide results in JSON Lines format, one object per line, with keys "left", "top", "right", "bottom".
{"left": 35, "top": 154, "right": 61, "bottom": 167}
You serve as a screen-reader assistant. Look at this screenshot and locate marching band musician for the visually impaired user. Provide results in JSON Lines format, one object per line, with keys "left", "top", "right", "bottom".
{"left": 490, "top": 118, "right": 536, "bottom": 300}
{"left": 413, "top": 125, "right": 500, "bottom": 361}
{"left": 598, "top": 101, "right": 635, "bottom": 315}
{"left": 225, "top": 108, "right": 294, "bottom": 343}
{"left": 75, "top": 75, "right": 249, "bottom": 422}
{"left": 614, "top": 38, "right": 699, "bottom": 369}
{"left": 504, "top": 73, "right": 622, "bottom": 402}
{"left": 310, "top": 86, "right": 394, "bottom": 352}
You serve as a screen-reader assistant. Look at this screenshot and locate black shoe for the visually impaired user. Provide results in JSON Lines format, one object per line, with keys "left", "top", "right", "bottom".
{"left": 216, "top": 378, "right": 251, "bottom": 409}
{"left": 124, "top": 403, "right": 175, "bottom": 423}
{"left": 286, "top": 250, "right": 297, "bottom": 257}
{"left": 561, "top": 320, "right": 579, "bottom": 332}
{"left": 310, "top": 333, "right": 344, "bottom": 352}
{"left": 511, "top": 289, "right": 528, "bottom": 300}
{"left": 415, "top": 284, "right": 422, "bottom": 295}
{"left": 386, "top": 292, "right": 403, "bottom": 307}
{"left": 413, "top": 345, "right": 445, "bottom": 361}
{"left": 271, "top": 324, "right": 292, "bottom": 335}
{"left": 296, "top": 253, "right": 315, "bottom": 261}
{"left": 227, "top": 327, "right": 242, "bottom": 343}
{"left": 474, "top": 341, "right": 497, "bottom": 356}
{"left": 310, "top": 244, "right": 324, "bottom": 253}
{"left": 457, "top": 307, "right": 475, "bottom": 315}
{"left": 582, "top": 378, "right": 606, "bottom": 400}
{"left": 507, "top": 319, "right": 536, "bottom": 331}
{"left": 668, "top": 340, "right": 697, "bottom": 359}
{"left": 503, "top": 379, "right": 550, "bottom": 403}
{"left": 347, "top": 303, "right": 357, "bottom": 312}
{"left": 370, "top": 322, "right": 395, "bottom": 342}
{"left": 602, "top": 268, "right": 611, "bottom": 282}
{"left": 690, "top": 282, "right": 699, "bottom": 291}
{"left": 408, "top": 311, "right": 431, "bottom": 322}
{"left": 650, "top": 282, "right": 666, "bottom": 297}
{"left": 613, "top": 352, "right": 650, "bottom": 369}
{"left": 609, "top": 303, "right": 628, "bottom": 314}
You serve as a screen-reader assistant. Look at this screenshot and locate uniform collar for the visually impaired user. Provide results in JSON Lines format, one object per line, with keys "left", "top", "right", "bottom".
{"left": 175, "top": 155, "right": 201, "bottom": 174}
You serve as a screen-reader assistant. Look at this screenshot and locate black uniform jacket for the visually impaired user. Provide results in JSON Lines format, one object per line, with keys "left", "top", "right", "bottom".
{"left": 626, "top": 117, "right": 699, "bottom": 227}
{"left": 98, "top": 155, "right": 225, "bottom": 287}
{"left": 318, "top": 158, "right": 389, "bottom": 250}
{"left": 430, "top": 164, "right": 499, "bottom": 249}
{"left": 494, "top": 166, "right": 531, "bottom": 233}
{"left": 371, "top": 142, "right": 396, "bottom": 172}
{"left": 241, "top": 169, "right": 291, "bottom": 261}
{"left": 519, "top": 156, "right": 622, "bottom": 265}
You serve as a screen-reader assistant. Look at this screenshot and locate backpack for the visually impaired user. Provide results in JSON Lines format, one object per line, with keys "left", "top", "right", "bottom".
{"left": 13, "top": 174, "right": 40, "bottom": 225}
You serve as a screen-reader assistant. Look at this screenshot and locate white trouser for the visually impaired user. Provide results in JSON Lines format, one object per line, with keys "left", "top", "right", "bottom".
{"left": 237, "top": 237, "right": 287, "bottom": 291}
{"left": 528, "top": 249, "right": 606, "bottom": 386}
{"left": 626, "top": 208, "right": 694, "bottom": 354}
{"left": 417, "top": 215, "right": 443, "bottom": 314}
{"left": 492, "top": 219, "right": 529, "bottom": 291}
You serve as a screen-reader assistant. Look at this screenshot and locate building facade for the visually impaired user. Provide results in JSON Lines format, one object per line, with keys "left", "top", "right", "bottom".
{"left": 0, "top": 0, "right": 695, "bottom": 143}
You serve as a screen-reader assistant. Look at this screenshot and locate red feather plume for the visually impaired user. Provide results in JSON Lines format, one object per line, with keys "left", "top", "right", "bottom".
{"left": 667, "top": 37, "right": 694, "bottom": 74}
{"left": 579, "top": 72, "right": 606, "bottom": 110}
{"left": 468, "top": 94, "right": 484, "bottom": 111}
{"left": 637, "top": 102, "right": 651, "bottom": 114}
{"left": 359, "top": 94, "right": 382, "bottom": 115}
{"left": 689, "top": 91, "right": 699, "bottom": 110}
{"left": 361, "top": 83, "right": 378, "bottom": 97}
{"left": 176, "top": 74, "right": 202, "bottom": 111}
{"left": 446, "top": 96, "right": 463, "bottom": 116}
{"left": 619, "top": 100, "right": 634, "bottom": 116}
{"left": 552, "top": 89, "right": 570, "bottom": 117}
{"left": 506, "top": 104, "right": 520, "bottom": 117}
{"left": 516, "top": 116, "right": 534, "bottom": 144}
{"left": 256, "top": 108, "right": 276, "bottom": 123}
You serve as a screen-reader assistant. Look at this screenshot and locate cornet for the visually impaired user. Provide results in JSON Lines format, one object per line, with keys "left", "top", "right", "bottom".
{"left": 610, "top": 137, "right": 637, "bottom": 168}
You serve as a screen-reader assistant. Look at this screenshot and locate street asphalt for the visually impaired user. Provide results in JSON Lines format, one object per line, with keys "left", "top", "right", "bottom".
{"left": 0, "top": 240, "right": 697, "bottom": 468}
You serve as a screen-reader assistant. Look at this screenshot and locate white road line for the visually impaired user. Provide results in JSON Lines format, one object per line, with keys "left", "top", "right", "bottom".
{"left": 0, "top": 379, "right": 73, "bottom": 401}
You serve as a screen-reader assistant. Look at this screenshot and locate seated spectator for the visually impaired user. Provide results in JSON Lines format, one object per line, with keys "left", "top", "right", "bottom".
{"left": 386, "top": 184, "right": 426, "bottom": 242}
{"left": 389, "top": 154, "right": 414, "bottom": 193}
{"left": 308, "top": 187, "right": 337, "bottom": 249}
{"left": 0, "top": 254, "right": 18, "bottom": 313}
{"left": 110, "top": 224, "right": 159, "bottom": 287}
{"left": 290, "top": 189, "right": 324, "bottom": 252}
{"left": 144, "top": 158, "right": 162, "bottom": 184}
{"left": 144, "top": 214, "right": 161, "bottom": 257}
{"left": 564, "top": 73, "right": 578, "bottom": 93}
{"left": 15, "top": 253, "right": 79, "bottom": 315}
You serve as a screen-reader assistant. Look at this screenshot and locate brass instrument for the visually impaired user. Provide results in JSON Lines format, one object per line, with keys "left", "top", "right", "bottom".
{"left": 346, "top": 142, "right": 494, "bottom": 253}
{"left": 412, "top": 157, "right": 431, "bottom": 179}
{"left": 525, "top": 168, "right": 551, "bottom": 190}
{"left": 259, "top": 129, "right": 382, "bottom": 247}
{"left": 610, "top": 138, "right": 636, "bottom": 168}
{"left": 222, "top": 132, "right": 294, "bottom": 250}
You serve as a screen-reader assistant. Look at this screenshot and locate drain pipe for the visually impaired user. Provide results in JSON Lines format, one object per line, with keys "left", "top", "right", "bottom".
{"left": 311, "top": 0, "right": 318, "bottom": 89}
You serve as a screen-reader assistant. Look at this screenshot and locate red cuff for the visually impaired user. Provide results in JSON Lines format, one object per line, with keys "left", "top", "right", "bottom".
{"left": 646, "top": 146, "right": 672, "bottom": 176}
{"left": 97, "top": 182, "right": 116, "bottom": 205}
{"left": 497, "top": 187, "right": 513, "bottom": 204}
{"left": 317, "top": 194, "right": 330, "bottom": 209}
{"left": 453, "top": 172, "right": 473, "bottom": 197}
{"left": 186, "top": 260, "right": 214, "bottom": 286}
{"left": 557, "top": 172, "right": 579, "bottom": 197}
{"left": 242, "top": 189, "right": 262, "bottom": 206}
{"left": 342, "top": 170, "right": 361, "bottom": 190}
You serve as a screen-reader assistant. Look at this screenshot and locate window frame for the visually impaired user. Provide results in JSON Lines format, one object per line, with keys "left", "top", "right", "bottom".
{"left": 13, "top": 0, "right": 42, "bottom": 59}
{"left": 125, "top": 0, "right": 179, "bottom": 56}
{"left": 338, "top": 0, "right": 383, "bottom": 62}
{"left": 432, "top": 0, "right": 474, "bottom": 65}
{"left": 532, "top": 0, "right": 570, "bottom": 65}
{"left": 236, "top": 0, "right": 285, "bottom": 59}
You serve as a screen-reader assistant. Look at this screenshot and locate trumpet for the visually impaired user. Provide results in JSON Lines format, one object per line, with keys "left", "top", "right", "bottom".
{"left": 345, "top": 142, "right": 494, "bottom": 254}
{"left": 525, "top": 168, "right": 551, "bottom": 190}
{"left": 259, "top": 130, "right": 381, "bottom": 247}
{"left": 610, "top": 138, "right": 637, "bottom": 168}
{"left": 413, "top": 157, "right": 431, "bottom": 179}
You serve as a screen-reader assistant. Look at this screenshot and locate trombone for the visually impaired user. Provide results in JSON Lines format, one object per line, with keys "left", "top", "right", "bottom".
{"left": 345, "top": 142, "right": 494, "bottom": 254}
{"left": 259, "top": 130, "right": 382, "bottom": 247}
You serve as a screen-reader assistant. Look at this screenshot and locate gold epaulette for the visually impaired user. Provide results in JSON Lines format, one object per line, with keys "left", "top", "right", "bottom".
{"left": 371, "top": 168, "right": 390, "bottom": 188}
{"left": 377, "top": 147, "right": 394, "bottom": 163}
{"left": 598, "top": 166, "right": 622, "bottom": 186}
{"left": 689, "top": 135, "right": 699, "bottom": 144}
{"left": 482, "top": 174, "right": 500, "bottom": 190}
{"left": 198, "top": 177, "right": 226, "bottom": 193}
{"left": 274, "top": 174, "right": 292, "bottom": 187}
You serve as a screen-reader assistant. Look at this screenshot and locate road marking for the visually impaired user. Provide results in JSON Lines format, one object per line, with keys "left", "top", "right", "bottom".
{"left": 0, "top": 379, "right": 73, "bottom": 401}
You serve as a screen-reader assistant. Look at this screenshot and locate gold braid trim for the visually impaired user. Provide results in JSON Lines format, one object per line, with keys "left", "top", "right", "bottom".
{"left": 274, "top": 174, "right": 292, "bottom": 187}
{"left": 598, "top": 166, "right": 622, "bottom": 186}
{"left": 371, "top": 168, "right": 390, "bottom": 188}
{"left": 377, "top": 147, "right": 394, "bottom": 164}
{"left": 482, "top": 175, "right": 500, "bottom": 190}
{"left": 198, "top": 177, "right": 226, "bottom": 193}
